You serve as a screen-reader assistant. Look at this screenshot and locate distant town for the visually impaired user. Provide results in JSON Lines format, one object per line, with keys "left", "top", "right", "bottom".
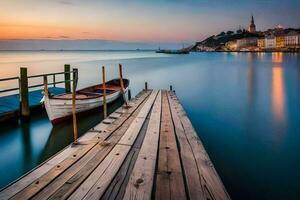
{"left": 191, "top": 16, "right": 300, "bottom": 52}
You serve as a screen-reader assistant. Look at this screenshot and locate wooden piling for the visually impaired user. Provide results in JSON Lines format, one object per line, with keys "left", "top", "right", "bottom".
{"left": 43, "top": 76, "right": 49, "bottom": 96}
{"left": 20, "top": 67, "right": 30, "bottom": 119}
{"left": 73, "top": 68, "right": 78, "bottom": 90}
{"left": 145, "top": 82, "right": 148, "bottom": 91}
{"left": 64, "top": 64, "right": 71, "bottom": 93}
{"left": 72, "top": 73, "right": 78, "bottom": 143}
{"left": 170, "top": 85, "right": 173, "bottom": 91}
{"left": 102, "top": 66, "right": 107, "bottom": 118}
{"left": 118, "top": 64, "right": 128, "bottom": 106}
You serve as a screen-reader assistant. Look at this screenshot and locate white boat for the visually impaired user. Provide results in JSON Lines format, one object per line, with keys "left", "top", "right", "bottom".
{"left": 44, "top": 79, "right": 129, "bottom": 124}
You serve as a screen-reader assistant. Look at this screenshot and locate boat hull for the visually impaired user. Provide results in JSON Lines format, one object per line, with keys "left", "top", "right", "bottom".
{"left": 44, "top": 88, "right": 127, "bottom": 124}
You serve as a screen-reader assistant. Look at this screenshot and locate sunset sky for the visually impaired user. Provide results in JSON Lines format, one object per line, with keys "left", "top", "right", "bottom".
{"left": 0, "top": 0, "right": 300, "bottom": 43}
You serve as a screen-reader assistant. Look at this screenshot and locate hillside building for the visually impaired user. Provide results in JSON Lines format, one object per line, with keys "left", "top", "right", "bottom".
{"left": 236, "top": 37, "right": 257, "bottom": 49}
{"left": 265, "top": 34, "right": 276, "bottom": 49}
{"left": 276, "top": 34, "right": 285, "bottom": 48}
{"left": 285, "top": 31, "right": 300, "bottom": 46}
{"left": 257, "top": 37, "right": 265, "bottom": 49}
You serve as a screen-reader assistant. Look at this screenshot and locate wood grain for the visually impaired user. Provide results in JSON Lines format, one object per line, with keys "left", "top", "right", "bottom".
{"left": 155, "top": 90, "right": 186, "bottom": 200}
{"left": 67, "top": 91, "right": 159, "bottom": 200}
{"left": 123, "top": 90, "right": 162, "bottom": 200}
{"left": 168, "top": 91, "right": 230, "bottom": 200}
{"left": 101, "top": 106, "right": 151, "bottom": 200}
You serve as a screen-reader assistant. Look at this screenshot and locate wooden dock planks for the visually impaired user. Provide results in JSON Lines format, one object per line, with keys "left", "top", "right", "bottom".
{"left": 67, "top": 91, "right": 159, "bottom": 200}
{"left": 155, "top": 91, "right": 186, "bottom": 200}
{"left": 0, "top": 89, "right": 230, "bottom": 200}
{"left": 168, "top": 91, "right": 230, "bottom": 200}
{"left": 122, "top": 90, "right": 162, "bottom": 200}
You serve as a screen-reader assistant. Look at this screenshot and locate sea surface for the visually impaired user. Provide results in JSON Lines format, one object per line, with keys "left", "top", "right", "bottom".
{"left": 1, "top": 51, "right": 300, "bottom": 199}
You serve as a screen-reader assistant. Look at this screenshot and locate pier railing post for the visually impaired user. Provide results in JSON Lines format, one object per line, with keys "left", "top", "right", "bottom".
{"left": 102, "top": 66, "right": 107, "bottom": 119}
{"left": 20, "top": 67, "right": 30, "bottom": 120}
{"left": 144, "top": 82, "right": 148, "bottom": 91}
{"left": 64, "top": 64, "right": 71, "bottom": 93}
{"left": 170, "top": 85, "right": 173, "bottom": 91}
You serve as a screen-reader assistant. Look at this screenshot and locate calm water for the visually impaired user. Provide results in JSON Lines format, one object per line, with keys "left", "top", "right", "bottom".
{"left": 1, "top": 51, "right": 300, "bottom": 199}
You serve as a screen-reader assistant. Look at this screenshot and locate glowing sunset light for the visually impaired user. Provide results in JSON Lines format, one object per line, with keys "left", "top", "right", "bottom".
{"left": 1, "top": 0, "right": 300, "bottom": 42}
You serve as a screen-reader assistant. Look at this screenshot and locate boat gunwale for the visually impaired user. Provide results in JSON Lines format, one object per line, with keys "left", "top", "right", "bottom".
{"left": 48, "top": 78, "right": 129, "bottom": 100}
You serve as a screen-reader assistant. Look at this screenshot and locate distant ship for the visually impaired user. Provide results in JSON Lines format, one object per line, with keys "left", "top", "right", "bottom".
{"left": 155, "top": 48, "right": 189, "bottom": 54}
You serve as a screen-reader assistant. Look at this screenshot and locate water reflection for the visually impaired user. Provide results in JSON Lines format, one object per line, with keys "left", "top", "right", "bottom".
{"left": 271, "top": 53, "right": 286, "bottom": 129}
{"left": 246, "top": 54, "right": 257, "bottom": 108}
{"left": 272, "top": 67, "right": 285, "bottom": 124}
{"left": 272, "top": 52, "right": 283, "bottom": 63}
{"left": 20, "top": 122, "right": 33, "bottom": 171}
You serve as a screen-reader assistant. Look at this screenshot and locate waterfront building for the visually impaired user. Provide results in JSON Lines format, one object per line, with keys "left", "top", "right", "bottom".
{"left": 236, "top": 37, "right": 257, "bottom": 49}
{"left": 248, "top": 15, "right": 256, "bottom": 33}
{"left": 257, "top": 37, "right": 265, "bottom": 49}
{"left": 284, "top": 31, "right": 300, "bottom": 46}
{"left": 276, "top": 34, "right": 285, "bottom": 48}
{"left": 265, "top": 34, "right": 276, "bottom": 49}
{"left": 225, "top": 41, "right": 237, "bottom": 51}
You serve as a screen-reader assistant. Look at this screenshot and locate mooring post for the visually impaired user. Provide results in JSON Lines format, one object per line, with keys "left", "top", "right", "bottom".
{"left": 64, "top": 64, "right": 71, "bottom": 93}
{"left": 170, "top": 85, "right": 173, "bottom": 91}
{"left": 72, "top": 73, "right": 78, "bottom": 143}
{"left": 73, "top": 68, "right": 78, "bottom": 90}
{"left": 145, "top": 82, "right": 148, "bottom": 91}
{"left": 128, "top": 89, "right": 132, "bottom": 100}
{"left": 20, "top": 67, "right": 30, "bottom": 120}
{"left": 119, "top": 64, "right": 128, "bottom": 106}
{"left": 102, "top": 66, "right": 107, "bottom": 119}
{"left": 43, "top": 75, "right": 49, "bottom": 96}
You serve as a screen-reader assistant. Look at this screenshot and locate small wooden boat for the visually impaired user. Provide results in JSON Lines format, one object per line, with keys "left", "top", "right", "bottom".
{"left": 44, "top": 79, "right": 129, "bottom": 124}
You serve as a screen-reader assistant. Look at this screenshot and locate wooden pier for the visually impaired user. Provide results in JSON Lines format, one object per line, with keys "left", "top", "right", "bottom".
{"left": 0, "top": 65, "right": 77, "bottom": 121}
{"left": 0, "top": 90, "right": 230, "bottom": 200}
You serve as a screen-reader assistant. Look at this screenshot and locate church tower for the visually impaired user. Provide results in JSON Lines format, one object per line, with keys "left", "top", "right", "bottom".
{"left": 248, "top": 15, "right": 256, "bottom": 33}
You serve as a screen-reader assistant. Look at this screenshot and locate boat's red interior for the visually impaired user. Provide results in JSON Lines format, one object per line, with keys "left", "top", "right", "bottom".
{"left": 49, "top": 78, "right": 129, "bottom": 100}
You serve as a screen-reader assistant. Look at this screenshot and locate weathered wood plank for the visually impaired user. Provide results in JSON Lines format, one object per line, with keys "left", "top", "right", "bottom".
{"left": 123, "top": 90, "right": 162, "bottom": 200}
{"left": 118, "top": 91, "right": 159, "bottom": 146}
{"left": 42, "top": 92, "right": 153, "bottom": 200}
{"left": 73, "top": 144, "right": 131, "bottom": 200}
{"left": 168, "top": 92, "right": 230, "bottom": 200}
{"left": 101, "top": 107, "right": 151, "bottom": 200}
{"left": 167, "top": 92, "right": 204, "bottom": 200}
{"left": 0, "top": 90, "right": 151, "bottom": 200}
{"left": 31, "top": 144, "right": 105, "bottom": 200}
{"left": 109, "top": 112, "right": 121, "bottom": 119}
{"left": 67, "top": 91, "right": 159, "bottom": 200}
{"left": 155, "top": 90, "right": 186, "bottom": 200}
{"left": 10, "top": 143, "right": 97, "bottom": 200}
